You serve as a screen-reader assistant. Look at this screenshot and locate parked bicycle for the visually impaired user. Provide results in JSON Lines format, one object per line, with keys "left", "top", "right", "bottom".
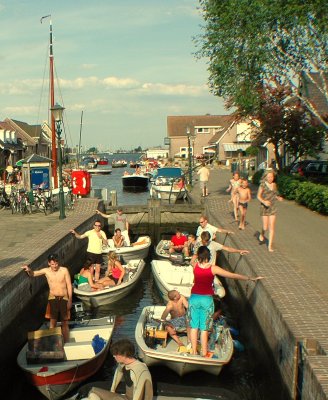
{"left": 32, "top": 188, "right": 54, "bottom": 215}
{"left": 0, "top": 186, "right": 11, "bottom": 210}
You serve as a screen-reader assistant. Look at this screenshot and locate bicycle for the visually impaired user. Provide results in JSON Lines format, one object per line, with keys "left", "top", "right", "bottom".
{"left": 33, "top": 188, "right": 54, "bottom": 215}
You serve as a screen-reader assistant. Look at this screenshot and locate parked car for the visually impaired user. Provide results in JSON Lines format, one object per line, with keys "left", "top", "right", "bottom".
{"left": 303, "top": 161, "right": 328, "bottom": 179}
{"left": 290, "top": 160, "right": 316, "bottom": 176}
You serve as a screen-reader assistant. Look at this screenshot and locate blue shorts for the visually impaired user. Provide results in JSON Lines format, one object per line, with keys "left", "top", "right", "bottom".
{"left": 187, "top": 294, "right": 214, "bottom": 331}
{"left": 169, "top": 316, "right": 187, "bottom": 330}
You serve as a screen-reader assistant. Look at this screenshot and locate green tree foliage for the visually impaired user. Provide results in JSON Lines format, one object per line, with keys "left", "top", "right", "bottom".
{"left": 197, "top": 0, "right": 328, "bottom": 128}
{"left": 86, "top": 147, "right": 98, "bottom": 154}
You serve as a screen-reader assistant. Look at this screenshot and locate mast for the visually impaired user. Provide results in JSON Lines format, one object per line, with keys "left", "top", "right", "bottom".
{"left": 77, "top": 110, "right": 83, "bottom": 168}
{"left": 41, "top": 15, "right": 58, "bottom": 188}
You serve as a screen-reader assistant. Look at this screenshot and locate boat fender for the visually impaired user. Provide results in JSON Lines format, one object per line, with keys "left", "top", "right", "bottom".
{"left": 233, "top": 339, "right": 245, "bottom": 352}
{"left": 92, "top": 335, "right": 106, "bottom": 354}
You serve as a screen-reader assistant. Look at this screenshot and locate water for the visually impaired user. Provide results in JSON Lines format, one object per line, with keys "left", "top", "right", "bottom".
{"left": 10, "top": 154, "right": 287, "bottom": 399}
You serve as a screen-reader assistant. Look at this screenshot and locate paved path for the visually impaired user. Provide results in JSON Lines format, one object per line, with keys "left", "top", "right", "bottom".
{"left": 190, "top": 167, "right": 328, "bottom": 298}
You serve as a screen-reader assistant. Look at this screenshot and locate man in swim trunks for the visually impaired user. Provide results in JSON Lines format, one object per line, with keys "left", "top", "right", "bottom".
{"left": 237, "top": 178, "right": 252, "bottom": 230}
{"left": 161, "top": 290, "right": 191, "bottom": 351}
{"left": 21, "top": 254, "right": 72, "bottom": 342}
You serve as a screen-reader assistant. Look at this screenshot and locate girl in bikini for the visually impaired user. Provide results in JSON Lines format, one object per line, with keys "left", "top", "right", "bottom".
{"left": 226, "top": 172, "right": 242, "bottom": 222}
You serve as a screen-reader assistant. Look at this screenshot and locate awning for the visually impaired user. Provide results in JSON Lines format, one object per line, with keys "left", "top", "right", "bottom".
{"left": 223, "top": 143, "right": 250, "bottom": 152}
{"left": 204, "top": 148, "right": 216, "bottom": 153}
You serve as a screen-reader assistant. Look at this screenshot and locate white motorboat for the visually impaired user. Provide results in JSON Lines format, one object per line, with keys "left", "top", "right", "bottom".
{"left": 17, "top": 315, "right": 115, "bottom": 400}
{"left": 135, "top": 305, "right": 233, "bottom": 377}
{"left": 74, "top": 259, "right": 146, "bottom": 307}
{"left": 151, "top": 259, "right": 225, "bottom": 302}
{"left": 150, "top": 167, "right": 186, "bottom": 202}
{"left": 102, "top": 236, "right": 151, "bottom": 263}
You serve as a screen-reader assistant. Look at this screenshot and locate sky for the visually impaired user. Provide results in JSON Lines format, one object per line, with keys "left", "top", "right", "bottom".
{"left": 0, "top": 0, "right": 226, "bottom": 152}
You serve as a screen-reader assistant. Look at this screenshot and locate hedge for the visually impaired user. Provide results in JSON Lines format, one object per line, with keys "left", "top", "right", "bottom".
{"left": 277, "top": 175, "right": 328, "bottom": 215}
{"left": 252, "top": 171, "right": 328, "bottom": 215}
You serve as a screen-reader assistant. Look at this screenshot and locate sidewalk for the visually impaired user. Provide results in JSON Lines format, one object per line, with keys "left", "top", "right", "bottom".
{"left": 190, "top": 167, "right": 328, "bottom": 298}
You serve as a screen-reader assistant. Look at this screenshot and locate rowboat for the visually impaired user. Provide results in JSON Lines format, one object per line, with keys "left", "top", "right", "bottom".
{"left": 102, "top": 236, "right": 151, "bottom": 263}
{"left": 74, "top": 259, "right": 146, "bottom": 307}
{"left": 135, "top": 305, "right": 233, "bottom": 377}
{"left": 17, "top": 315, "right": 115, "bottom": 400}
{"left": 151, "top": 259, "right": 225, "bottom": 302}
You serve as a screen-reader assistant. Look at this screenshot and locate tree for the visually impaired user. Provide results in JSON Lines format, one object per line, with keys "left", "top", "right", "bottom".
{"left": 86, "top": 147, "right": 98, "bottom": 154}
{"left": 250, "top": 81, "right": 324, "bottom": 170}
{"left": 197, "top": 0, "right": 328, "bottom": 129}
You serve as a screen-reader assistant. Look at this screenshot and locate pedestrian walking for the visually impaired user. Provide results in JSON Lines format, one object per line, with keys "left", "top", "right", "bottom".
{"left": 70, "top": 220, "right": 108, "bottom": 281}
{"left": 197, "top": 162, "right": 210, "bottom": 197}
{"left": 236, "top": 178, "right": 252, "bottom": 230}
{"left": 226, "top": 171, "right": 242, "bottom": 222}
{"left": 257, "top": 170, "right": 283, "bottom": 252}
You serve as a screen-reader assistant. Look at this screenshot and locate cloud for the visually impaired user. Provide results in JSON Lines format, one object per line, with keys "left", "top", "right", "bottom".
{"left": 138, "top": 82, "right": 208, "bottom": 96}
{"left": 103, "top": 76, "right": 140, "bottom": 89}
{"left": 81, "top": 64, "right": 98, "bottom": 70}
{"left": 3, "top": 105, "right": 38, "bottom": 115}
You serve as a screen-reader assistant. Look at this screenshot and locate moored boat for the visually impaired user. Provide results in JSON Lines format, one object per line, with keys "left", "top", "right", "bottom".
{"left": 135, "top": 305, "right": 233, "bottom": 377}
{"left": 150, "top": 167, "right": 186, "bottom": 202}
{"left": 102, "top": 236, "right": 151, "bottom": 263}
{"left": 17, "top": 315, "right": 115, "bottom": 400}
{"left": 87, "top": 168, "right": 112, "bottom": 175}
{"left": 151, "top": 259, "right": 225, "bottom": 302}
{"left": 122, "top": 173, "right": 149, "bottom": 191}
{"left": 74, "top": 259, "right": 145, "bottom": 307}
{"left": 112, "top": 160, "right": 128, "bottom": 168}
{"left": 98, "top": 157, "right": 109, "bottom": 166}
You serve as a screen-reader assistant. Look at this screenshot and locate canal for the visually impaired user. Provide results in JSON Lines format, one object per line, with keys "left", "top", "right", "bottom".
{"left": 8, "top": 155, "right": 288, "bottom": 399}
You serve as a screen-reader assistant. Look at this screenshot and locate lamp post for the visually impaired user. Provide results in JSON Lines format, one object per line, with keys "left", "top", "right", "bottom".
{"left": 50, "top": 103, "right": 66, "bottom": 220}
{"left": 186, "top": 126, "right": 192, "bottom": 185}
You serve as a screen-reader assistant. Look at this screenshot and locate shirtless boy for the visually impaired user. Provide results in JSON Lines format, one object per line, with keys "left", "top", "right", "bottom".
{"left": 21, "top": 254, "right": 72, "bottom": 342}
{"left": 161, "top": 290, "right": 191, "bottom": 351}
{"left": 237, "top": 178, "right": 252, "bottom": 230}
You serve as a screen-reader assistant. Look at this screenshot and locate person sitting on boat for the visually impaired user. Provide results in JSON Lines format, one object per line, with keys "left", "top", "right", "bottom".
{"left": 173, "top": 176, "right": 185, "bottom": 190}
{"left": 103, "top": 251, "right": 125, "bottom": 286}
{"left": 191, "top": 231, "right": 250, "bottom": 266}
{"left": 112, "top": 228, "right": 126, "bottom": 248}
{"left": 21, "top": 254, "right": 72, "bottom": 343}
{"left": 96, "top": 207, "right": 130, "bottom": 246}
{"left": 135, "top": 166, "right": 142, "bottom": 175}
{"left": 196, "top": 215, "right": 234, "bottom": 242}
{"left": 77, "top": 260, "right": 105, "bottom": 291}
{"left": 86, "top": 339, "right": 153, "bottom": 400}
{"left": 169, "top": 228, "right": 187, "bottom": 254}
{"left": 160, "top": 290, "right": 191, "bottom": 353}
{"left": 183, "top": 233, "right": 197, "bottom": 257}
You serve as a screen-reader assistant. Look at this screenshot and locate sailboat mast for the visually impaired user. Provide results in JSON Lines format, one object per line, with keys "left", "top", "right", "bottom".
{"left": 42, "top": 15, "right": 58, "bottom": 188}
{"left": 49, "top": 19, "right": 58, "bottom": 188}
{"left": 77, "top": 110, "right": 83, "bottom": 168}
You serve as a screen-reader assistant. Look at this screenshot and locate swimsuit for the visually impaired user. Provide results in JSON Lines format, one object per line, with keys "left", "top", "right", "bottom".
{"left": 239, "top": 202, "right": 248, "bottom": 209}
{"left": 260, "top": 182, "right": 278, "bottom": 216}
{"left": 46, "top": 295, "right": 69, "bottom": 321}
{"left": 169, "top": 315, "right": 187, "bottom": 330}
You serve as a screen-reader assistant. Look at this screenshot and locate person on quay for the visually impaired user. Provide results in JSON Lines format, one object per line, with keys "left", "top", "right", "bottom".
{"left": 160, "top": 290, "right": 191, "bottom": 352}
{"left": 196, "top": 215, "right": 234, "bottom": 242}
{"left": 236, "top": 178, "right": 252, "bottom": 230}
{"left": 112, "top": 228, "right": 126, "bottom": 248}
{"left": 257, "top": 169, "right": 283, "bottom": 252}
{"left": 85, "top": 339, "right": 153, "bottom": 400}
{"left": 191, "top": 231, "right": 250, "bottom": 266}
{"left": 70, "top": 220, "right": 108, "bottom": 282}
{"left": 226, "top": 171, "right": 242, "bottom": 222}
{"left": 96, "top": 207, "right": 130, "bottom": 246}
{"left": 188, "top": 246, "right": 263, "bottom": 357}
{"left": 21, "top": 254, "right": 72, "bottom": 343}
{"left": 197, "top": 161, "right": 210, "bottom": 197}
{"left": 169, "top": 228, "right": 188, "bottom": 255}
{"left": 102, "top": 251, "right": 125, "bottom": 286}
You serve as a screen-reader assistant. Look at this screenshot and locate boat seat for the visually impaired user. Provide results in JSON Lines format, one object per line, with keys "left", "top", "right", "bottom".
{"left": 64, "top": 341, "right": 95, "bottom": 360}
{"left": 69, "top": 326, "right": 109, "bottom": 342}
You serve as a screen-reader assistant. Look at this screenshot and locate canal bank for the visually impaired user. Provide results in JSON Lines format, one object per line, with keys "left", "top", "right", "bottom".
{"left": 189, "top": 167, "right": 328, "bottom": 400}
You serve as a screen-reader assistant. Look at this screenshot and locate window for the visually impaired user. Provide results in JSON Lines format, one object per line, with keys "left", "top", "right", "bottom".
{"left": 196, "top": 128, "right": 209, "bottom": 134}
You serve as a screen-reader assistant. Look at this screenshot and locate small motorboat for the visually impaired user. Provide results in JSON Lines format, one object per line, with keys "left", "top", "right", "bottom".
{"left": 87, "top": 168, "right": 112, "bottom": 175}
{"left": 74, "top": 259, "right": 146, "bottom": 307}
{"left": 150, "top": 167, "right": 186, "bottom": 202}
{"left": 122, "top": 173, "right": 149, "bottom": 191}
{"left": 81, "top": 156, "right": 98, "bottom": 169}
{"left": 97, "top": 157, "right": 109, "bottom": 166}
{"left": 17, "top": 314, "right": 115, "bottom": 400}
{"left": 112, "top": 160, "right": 128, "bottom": 168}
{"left": 135, "top": 305, "right": 233, "bottom": 377}
{"left": 102, "top": 236, "right": 151, "bottom": 264}
{"left": 151, "top": 259, "right": 225, "bottom": 302}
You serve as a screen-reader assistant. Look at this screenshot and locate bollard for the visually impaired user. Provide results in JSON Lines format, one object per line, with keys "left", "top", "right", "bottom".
{"left": 110, "top": 190, "right": 117, "bottom": 206}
